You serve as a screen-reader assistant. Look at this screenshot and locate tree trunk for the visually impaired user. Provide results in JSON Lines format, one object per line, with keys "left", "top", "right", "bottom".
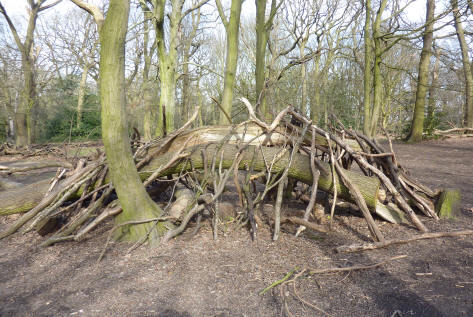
{"left": 369, "top": 0, "right": 387, "bottom": 137}
{"left": 77, "top": 63, "right": 91, "bottom": 128}
{"left": 407, "top": 0, "right": 435, "bottom": 143}
{"left": 255, "top": 0, "right": 278, "bottom": 120}
{"left": 255, "top": 0, "right": 269, "bottom": 118}
{"left": 311, "top": 55, "right": 321, "bottom": 123}
{"left": 154, "top": 0, "right": 183, "bottom": 136}
{"left": 99, "top": 0, "right": 165, "bottom": 243}
{"left": 16, "top": 57, "right": 37, "bottom": 146}
{"left": 300, "top": 40, "right": 308, "bottom": 113}
{"left": 452, "top": 0, "right": 473, "bottom": 128}
{"left": 363, "top": 0, "right": 372, "bottom": 136}
{"left": 218, "top": 0, "right": 243, "bottom": 124}
{"left": 141, "top": 3, "right": 156, "bottom": 141}
{"left": 426, "top": 48, "right": 440, "bottom": 131}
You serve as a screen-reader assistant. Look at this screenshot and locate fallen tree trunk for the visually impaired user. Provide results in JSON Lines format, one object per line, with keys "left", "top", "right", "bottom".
{"left": 143, "top": 123, "right": 363, "bottom": 156}
{"left": 0, "top": 143, "right": 381, "bottom": 216}
{"left": 0, "top": 160, "right": 73, "bottom": 175}
{"left": 0, "top": 179, "right": 51, "bottom": 215}
{"left": 142, "top": 143, "right": 381, "bottom": 210}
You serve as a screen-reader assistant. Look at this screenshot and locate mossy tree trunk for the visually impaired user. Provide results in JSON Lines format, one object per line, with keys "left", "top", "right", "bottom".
{"left": 362, "top": 0, "right": 372, "bottom": 136}
{"left": 369, "top": 0, "right": 387, "bottom": 137}
{"left": 98, "top": 0, "right": 165, "bottom": 243}
{"left": 139, "top": 1, "right": 157, "bottom": 141}
{"left": 216, "top": 0, "right": 243, "bottom": 124}
{"left": 407, "top": 0, "right": 435, "bottom": 143}
{"left": 452, "top": 0, "right": 473, "bottom": 128}
{"left": 255, "top": 0, "right": 279, "bottom": 120}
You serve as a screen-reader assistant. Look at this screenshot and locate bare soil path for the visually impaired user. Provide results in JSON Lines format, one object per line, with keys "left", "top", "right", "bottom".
{"left": 1, "top": 139, "right": 472, "bottom": 317}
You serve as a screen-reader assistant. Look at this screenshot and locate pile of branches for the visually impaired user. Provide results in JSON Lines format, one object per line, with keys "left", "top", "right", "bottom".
{"left": 0, "top": 99, "right": 449, "bottom": 248}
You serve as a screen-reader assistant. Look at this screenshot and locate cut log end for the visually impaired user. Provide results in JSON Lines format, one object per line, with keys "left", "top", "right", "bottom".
{"left": 435, "top": 189, "right": 461, "bottom": 219}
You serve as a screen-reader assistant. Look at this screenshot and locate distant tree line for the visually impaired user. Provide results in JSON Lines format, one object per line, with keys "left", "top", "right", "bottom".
{"left": 1, "top": 0, "right": 472, "bottom": 146}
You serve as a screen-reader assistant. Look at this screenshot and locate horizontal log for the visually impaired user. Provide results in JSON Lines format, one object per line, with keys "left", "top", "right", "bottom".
{"left": 146, "top": 124, "right": 362, "bottom": 155}
{"left": 0, "top": 144, "right": 380, "bottom": 216}
{"left": 142, "top": 143, "right": 380, "bottom": 210}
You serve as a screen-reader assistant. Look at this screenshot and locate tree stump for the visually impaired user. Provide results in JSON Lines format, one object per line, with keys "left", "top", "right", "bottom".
{"left": 436, "top": 189, "right": 461, "bottom": 219}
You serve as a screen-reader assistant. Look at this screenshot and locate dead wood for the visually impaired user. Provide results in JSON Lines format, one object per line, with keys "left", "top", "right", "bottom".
{"left": 281, "top": 216, "right": 327, "bottom": 233}
{"left": 0, "top": 161, "right": 73, "bottom": 175}
{"left": 0, "top": 99, "right": 454, "bottom": 246}
{"left": 335, "top": 230, "right": 473, "bottom": 253}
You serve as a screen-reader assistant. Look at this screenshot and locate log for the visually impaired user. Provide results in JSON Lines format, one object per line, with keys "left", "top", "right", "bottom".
{"left": 142, "top": 143, "right": 381, "bottom": 210}
{"left": 0, "top": 144, "right": 381, "bottom": 216}
{"left": 0, "top": 178, "right": 23, "bottom": 190}
{"left": 0, "top": 179, "right": 51, "bottom": 216}
{"left": 144, "top": 124, "right": 362, "bottom": 155}
{"left": 435, "top": 188, "right": 461, "bottom": 219}
{"left": 0, "top": 160, "right": 72, "bottom": 174}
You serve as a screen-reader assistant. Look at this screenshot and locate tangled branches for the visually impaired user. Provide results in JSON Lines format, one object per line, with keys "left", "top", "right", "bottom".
{"left": 0, "top": 100, "right": 453, "bottom": 253}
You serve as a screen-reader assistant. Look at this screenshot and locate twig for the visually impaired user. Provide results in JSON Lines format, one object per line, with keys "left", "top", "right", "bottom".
{"left": 273, "top": 176, "right": 286, "bottom": 241}
{"left": 74, "top": 203, "right": 122, "bottom": 241}
{"left": 259, "top": 267, "right": 298, "bottom": 295}
{"left": 325, "top": 134, "right": 338, "bottom": 230}
{"left": 291, "top": 282, "right": 333, "bottom": 317}
{"left": 281, "top": 217, "right": 327, "bottom": 233}
{"left": 296, "top": 127, "right": 321, "bottom": 237}
{"left": 308, "top": 255, "right": 407, "bottom": 274}
{"left": 239, "top": 97, "right": 290, "bottom": 133}
{"left": 336, "top": 230, "right": 473, "bottom": 253}
{"left": 97, "top": 217, "right": 174, "bottom": 262}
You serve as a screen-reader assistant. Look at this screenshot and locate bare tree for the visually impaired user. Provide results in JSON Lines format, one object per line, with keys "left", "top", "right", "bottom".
{"left": 140, "top": 0, "right": 209, "bottom": 136}
{"left": 0, "top": 0, "right": 62, "bottom": 145}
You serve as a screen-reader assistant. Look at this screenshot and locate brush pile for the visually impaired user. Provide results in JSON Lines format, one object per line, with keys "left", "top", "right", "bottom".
{"left": 0, "top": 99, "right": 455, "bottom": 247}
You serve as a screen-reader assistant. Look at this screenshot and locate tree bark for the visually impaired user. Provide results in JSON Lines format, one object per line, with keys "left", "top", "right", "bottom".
{"left": 407, "top": 0, "right": 435, "bottom": 143}
{"left": 255, "top": 0, "right": 278, "bottom": 119}
{"left": 153, "top": 0, "right": 184, "bottom": 135}
{"left": 99, "top": 0, "right": 165, "bottom": 243}
{"left": 140, "top": 2, "right": 157, "bottom": 141}
{"left": 77, "top": 63, "right": 91, "bottom": 128}
{"left": 369, "top": 0, "right": 387, "bottom": 137}
{"left": 426, "top": 48, "right": 440, "bottom": 131}
{"left": 363, "top": 0, "right": 372, "bottom": 136}
{"left": 452, "top": 0, "right": 473, "bottom": 128}
{"left": 0, "top": 143, "right": 381, "bottom": 216}
{"left": 217, "top": 0, "right": 243, "bottom": 124}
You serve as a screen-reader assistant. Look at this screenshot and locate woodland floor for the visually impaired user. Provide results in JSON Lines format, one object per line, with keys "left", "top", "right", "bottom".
{"left": 0, "top": 138, "right": 472, "bottom": 317}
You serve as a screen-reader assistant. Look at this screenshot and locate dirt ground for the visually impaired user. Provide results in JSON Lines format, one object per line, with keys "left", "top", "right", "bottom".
{"left": 1, "top": 138, "right": 472, "bottom": 317}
